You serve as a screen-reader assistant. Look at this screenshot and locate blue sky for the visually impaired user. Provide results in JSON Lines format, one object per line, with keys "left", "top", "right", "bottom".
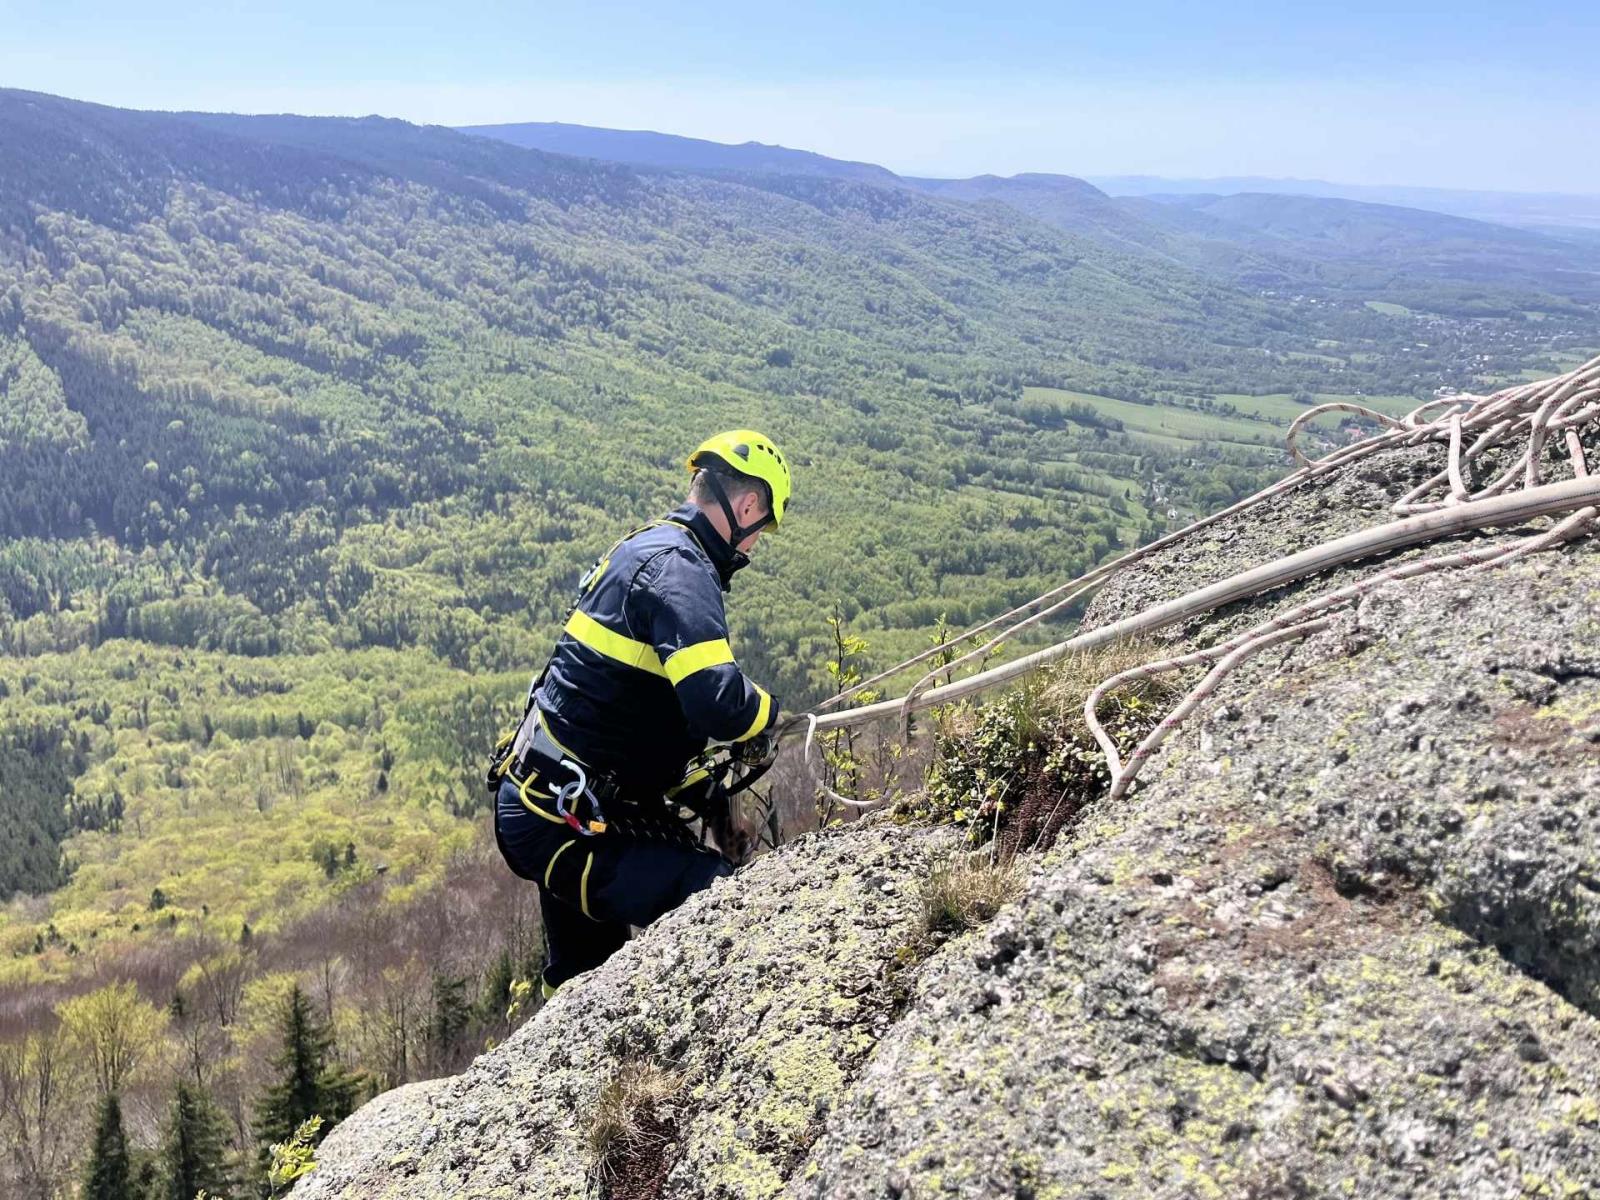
{"left": 4, "top": 0, "right": 1599, "bottom": 191}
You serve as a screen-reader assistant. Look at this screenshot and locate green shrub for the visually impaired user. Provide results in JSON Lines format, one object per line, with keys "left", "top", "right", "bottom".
{"left": 900, "top": 643, "right": 1179, "bottom": 853}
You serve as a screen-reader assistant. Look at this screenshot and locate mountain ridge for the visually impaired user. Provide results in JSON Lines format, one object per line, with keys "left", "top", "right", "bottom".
{"left": 460, "top": 118, "right": 1600, "bottom": 311}
{"left": 458, "top": 119, "right": 899, "bottom": 184}
{"left": 459, "top": 117, "right": 1600, "bottom": 232}
{"left": 1090, "top": 173, "right": 1600, "bottom": 231}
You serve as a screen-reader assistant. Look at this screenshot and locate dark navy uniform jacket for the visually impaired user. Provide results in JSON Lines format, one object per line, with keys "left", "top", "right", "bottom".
{"left": 533, "top": 503, "right": 776, "bottom": 793}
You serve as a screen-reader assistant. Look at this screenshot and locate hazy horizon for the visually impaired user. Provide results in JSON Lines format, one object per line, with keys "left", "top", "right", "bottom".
{"left": 5, "top": 1, "right": 1598, "bottom": 193}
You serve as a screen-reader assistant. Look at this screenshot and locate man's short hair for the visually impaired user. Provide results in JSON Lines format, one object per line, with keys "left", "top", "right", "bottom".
{"left": 690, "top": 465, "right": 771, "bottom": 512}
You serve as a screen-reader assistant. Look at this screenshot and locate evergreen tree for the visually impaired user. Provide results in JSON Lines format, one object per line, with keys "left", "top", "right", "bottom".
{"left": 428, "top": 972, "right": 470, "bottom": 1070}
{"left": 82, "top": 1092, "right": 133, "bottom": 1200}
{"left": 161, "top": 1081, "right": 235, "bottom": 1200}
{"left": 252, "top": 985, "right": 359, "bottom": 1180}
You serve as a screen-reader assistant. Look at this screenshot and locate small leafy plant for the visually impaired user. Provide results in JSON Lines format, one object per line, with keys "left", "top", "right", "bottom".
{"left": 266, "top": 1115, "right": 323, "bottom": 1195}
{"left": 817, "top": 609, "right": 880, "bottom": 824}
{"left": 901, "top": 643, "right": 1178, "bottom": 853}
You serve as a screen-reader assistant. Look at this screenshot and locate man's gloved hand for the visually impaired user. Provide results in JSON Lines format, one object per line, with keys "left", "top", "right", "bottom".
{"left": 730, "top": 728, "right": 779, "bottom": 769}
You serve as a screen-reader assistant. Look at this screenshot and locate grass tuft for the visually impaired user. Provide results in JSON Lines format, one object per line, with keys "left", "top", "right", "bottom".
{"left": 586, "top": 1058, "right": 684, "bottom": 1181}
{"left": 919, "top": 850, "right": 1025, "bottom": 938}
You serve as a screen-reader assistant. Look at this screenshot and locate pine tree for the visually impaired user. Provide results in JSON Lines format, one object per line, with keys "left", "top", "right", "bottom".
{"left": 82, "top": 1092, "right": 133, "bottom": 1200}
{"left": 252, "top": 985, "right": 360, "bottom": 1180}
{"left": 162, "top": 1081, "right": 234, "bottom": 1200}
{"left": 428, "top": 972, "right": 471, "bottom": 1070}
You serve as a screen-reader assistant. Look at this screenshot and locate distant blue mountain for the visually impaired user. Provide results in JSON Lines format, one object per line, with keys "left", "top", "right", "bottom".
{"left": 1088, "top": 175, "right": 1600, "bottom": 232}
{"left": 461, "top": 120, "right": 1600, "bottom": 235}
{"left": 458, "top": 121, "right": 899, "bottom": 184}
{"left": 456, "top": 119, "right": 1600, "bottom": 307}
{"left": 458, "top": 124, "right": 1166, "bottom": 251}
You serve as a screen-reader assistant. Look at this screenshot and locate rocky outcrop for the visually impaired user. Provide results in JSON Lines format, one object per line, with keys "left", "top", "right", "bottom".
{"left": 294, "top": 827, "right": 962, "bottom": 1199}
{"left": 296, "top": 443, "right": 1600, "bottom": 1199}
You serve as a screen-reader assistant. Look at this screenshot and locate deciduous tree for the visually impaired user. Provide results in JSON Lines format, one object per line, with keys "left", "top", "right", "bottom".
{"left": 57, "top": 980, "right": 169, "bottom": 1097}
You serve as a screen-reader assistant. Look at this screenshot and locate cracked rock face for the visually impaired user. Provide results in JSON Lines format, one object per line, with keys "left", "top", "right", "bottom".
{"left": 296, "top": 444, "right": 1600, "bottom": 1200}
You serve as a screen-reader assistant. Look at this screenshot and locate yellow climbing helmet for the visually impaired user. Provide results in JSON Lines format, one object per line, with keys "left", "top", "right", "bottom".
{"left": 687, "top": 430, "right": 792, "bottom": 527}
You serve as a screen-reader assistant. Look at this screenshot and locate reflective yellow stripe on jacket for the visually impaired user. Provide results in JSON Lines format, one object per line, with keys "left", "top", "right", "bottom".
{"left": 566, "top": 613, "right": 740, "bottom": 691}
{"left": 735, "top": 686, "right": 771, "bottom": 742}
{"left": 663, "top": 638, "right": 735, "bottom": 684}
{"left": 563, "top": 609, "right": 666, "bottom": 677}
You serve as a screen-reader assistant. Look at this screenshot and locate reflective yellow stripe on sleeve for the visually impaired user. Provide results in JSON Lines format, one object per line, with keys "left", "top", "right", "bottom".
{"left": 734, "top": 685, "right": 772, "bottom": 742}
{"left": 663, "top": 638, "right": 735, "bottom": 685}
{"left": 563, "top": 609, "right": 667, "bottom": 677}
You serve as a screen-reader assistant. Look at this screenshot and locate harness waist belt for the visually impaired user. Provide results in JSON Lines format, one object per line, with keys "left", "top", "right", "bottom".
{"left": 501, "top": 708, "right": 706, "bottom": 850}
{"left": 507, "top": 708, "right": 620, "bottom": 835}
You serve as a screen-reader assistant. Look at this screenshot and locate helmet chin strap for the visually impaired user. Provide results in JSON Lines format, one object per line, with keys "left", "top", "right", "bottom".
{"left": 701, "top": 469, "right": 773, "bottom": 551}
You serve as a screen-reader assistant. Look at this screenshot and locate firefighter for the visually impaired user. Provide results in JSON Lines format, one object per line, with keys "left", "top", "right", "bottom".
{"left": 490, "top": 431, "right": 791, "bottom": 997}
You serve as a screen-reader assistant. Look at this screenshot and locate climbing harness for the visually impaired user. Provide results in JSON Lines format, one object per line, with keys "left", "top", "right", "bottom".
{"left": 552, "top": 759, "right": 606, "bottom": 836}
{"left": 488, "top": 703, "right": 777, "bottom": 856}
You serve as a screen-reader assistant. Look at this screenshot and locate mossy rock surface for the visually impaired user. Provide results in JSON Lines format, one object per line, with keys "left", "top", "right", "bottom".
{"left": 299, "top": 442, "right": 1600, "bottom": 1199}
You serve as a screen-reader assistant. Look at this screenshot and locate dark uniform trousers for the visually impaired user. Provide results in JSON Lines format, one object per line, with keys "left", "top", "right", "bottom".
{"left": 494, "top": 775, "right": 731, "bottom": 992}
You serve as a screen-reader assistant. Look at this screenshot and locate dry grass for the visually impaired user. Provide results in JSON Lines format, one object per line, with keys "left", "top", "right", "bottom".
{"left": 1032, "top": 639, "right": 1182, "bottom": 737}
{"left": 586, "top": 1058, "right": 684, "bottom": 1181}
{"left": 932, "top": 638, "right": 1176, "bottom": 745}
{"left": 919, "top": 850, "right": 1026, "bottom": 937}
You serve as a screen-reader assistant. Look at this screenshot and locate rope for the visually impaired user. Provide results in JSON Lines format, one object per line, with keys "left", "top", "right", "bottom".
{"left": 1110, "top": 618, "right": 1331, "bottom": 800}
{"left": 791, "top": 353, "right": 1600, "bottom": 806}
{"left": 1085, "top": 503, "right": 1599, "bottom": 799}
{"left": 807, "top": 387, "right": 1445, "bottom": 716}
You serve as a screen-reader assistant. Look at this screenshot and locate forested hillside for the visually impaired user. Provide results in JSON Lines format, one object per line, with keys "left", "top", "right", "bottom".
{"left": 0, "top": 87, "right": 1595, "bottom": 1195}
{"left": 468, "top": 120, "right": 1600, "bottom": 316}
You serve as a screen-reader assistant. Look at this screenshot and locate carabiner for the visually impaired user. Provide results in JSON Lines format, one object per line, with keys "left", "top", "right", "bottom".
{"left": 554, "top": 759, "right": 607, "bottom": 835}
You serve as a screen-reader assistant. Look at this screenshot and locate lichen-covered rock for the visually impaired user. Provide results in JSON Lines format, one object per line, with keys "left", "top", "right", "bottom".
{"left": 797, "top": 545, "right": 1600, "bottom": 1199}
{"left": 296, "top": 442, "right": 1600, "bottom": 1200}
{"left": 294, "top": 827, "right": 958, "bottom": 1199}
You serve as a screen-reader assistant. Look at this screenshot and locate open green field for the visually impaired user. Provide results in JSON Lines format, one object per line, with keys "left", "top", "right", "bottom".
{"left": 1022, "top": 386, "right": 1420, "bottom": 452}
{"left": 1507, "top": 346, "right": 1600, "bottom": 382}
{"left": 1022, "top": 387, "right": 1287, "bottom": 450}
{"left": 1048, "top": 456, "right": 1152, "bottom": 510}
{"left": 1365, "top": 300, "right": 1415, "bottom": 316}
{"left": 1211, "top": 391, "right": 1419, "bottom": 424}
